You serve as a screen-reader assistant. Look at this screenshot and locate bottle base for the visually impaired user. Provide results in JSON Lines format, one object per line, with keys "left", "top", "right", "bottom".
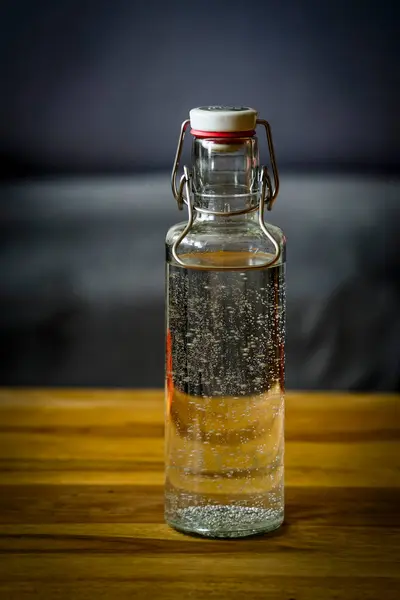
{"left": 166, "top": 505, "right": 284, "bottom": 539}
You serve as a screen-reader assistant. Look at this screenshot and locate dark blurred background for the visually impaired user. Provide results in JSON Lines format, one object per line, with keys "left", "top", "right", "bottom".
{"left": 0, "top": 0, "right": 399, "bottom": 389}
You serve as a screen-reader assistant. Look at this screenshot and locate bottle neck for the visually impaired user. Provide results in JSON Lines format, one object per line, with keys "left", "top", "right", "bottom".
{"left": 192, "top": 136, "right": 260, "bottom": 220}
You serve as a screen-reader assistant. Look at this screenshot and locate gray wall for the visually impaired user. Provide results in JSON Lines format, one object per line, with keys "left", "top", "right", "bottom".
{"left": 1, "top": 1, "right": 399, "bottom": 390}
{"left": 1, "top": 0, "right": 398, "bottom": 174}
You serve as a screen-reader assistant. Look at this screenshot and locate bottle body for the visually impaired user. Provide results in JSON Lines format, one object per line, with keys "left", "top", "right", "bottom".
{"left": 165, "top": 221, "right": 286, "bottom": 537}
{"left": 166, "top": 113, "right": 285, "bottom": 537}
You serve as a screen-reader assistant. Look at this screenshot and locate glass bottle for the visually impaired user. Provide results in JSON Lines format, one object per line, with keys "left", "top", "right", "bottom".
{"left": 165, "top": 107, "right": 285, "bottom": 538}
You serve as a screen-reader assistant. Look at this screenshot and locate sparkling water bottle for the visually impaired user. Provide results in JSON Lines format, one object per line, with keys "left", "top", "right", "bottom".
{"left": 165, "top": 106, "right": 285, "bottom": 538}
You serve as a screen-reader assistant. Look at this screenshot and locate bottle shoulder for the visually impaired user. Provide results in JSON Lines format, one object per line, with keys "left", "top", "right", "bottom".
{"left": 166, "top": 217, "right": 285, "bottom": 249}
{"left": 166, "top": 220, "right": 188, "bottom": 245}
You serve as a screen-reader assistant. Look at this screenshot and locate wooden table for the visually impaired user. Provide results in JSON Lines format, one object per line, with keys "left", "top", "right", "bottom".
{"left": 0, "top": 389, "right": 399, "bottom": 599}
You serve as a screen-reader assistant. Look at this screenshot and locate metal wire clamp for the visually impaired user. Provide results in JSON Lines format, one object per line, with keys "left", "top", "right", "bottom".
{"left": 170, "top": 118, "right": 281, "bottom": 270}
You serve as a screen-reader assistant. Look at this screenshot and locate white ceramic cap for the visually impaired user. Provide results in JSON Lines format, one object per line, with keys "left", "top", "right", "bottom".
{"left": 189, "top": 106, "right": 257, "bottom": 132}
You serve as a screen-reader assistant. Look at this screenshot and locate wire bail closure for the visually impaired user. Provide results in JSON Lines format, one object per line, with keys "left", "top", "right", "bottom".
{"left": 170, "top": 118, "right": 281, "bottom": 270}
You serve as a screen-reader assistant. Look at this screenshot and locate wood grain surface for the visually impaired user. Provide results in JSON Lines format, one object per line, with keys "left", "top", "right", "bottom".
{"left": 0, "top": 389, "right": 399, "bottom": 599}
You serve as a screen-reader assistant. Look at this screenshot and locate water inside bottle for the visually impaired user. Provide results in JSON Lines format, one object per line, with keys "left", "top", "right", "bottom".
{"left": 165, "top": 251, "right": 285, "bottom": 537}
